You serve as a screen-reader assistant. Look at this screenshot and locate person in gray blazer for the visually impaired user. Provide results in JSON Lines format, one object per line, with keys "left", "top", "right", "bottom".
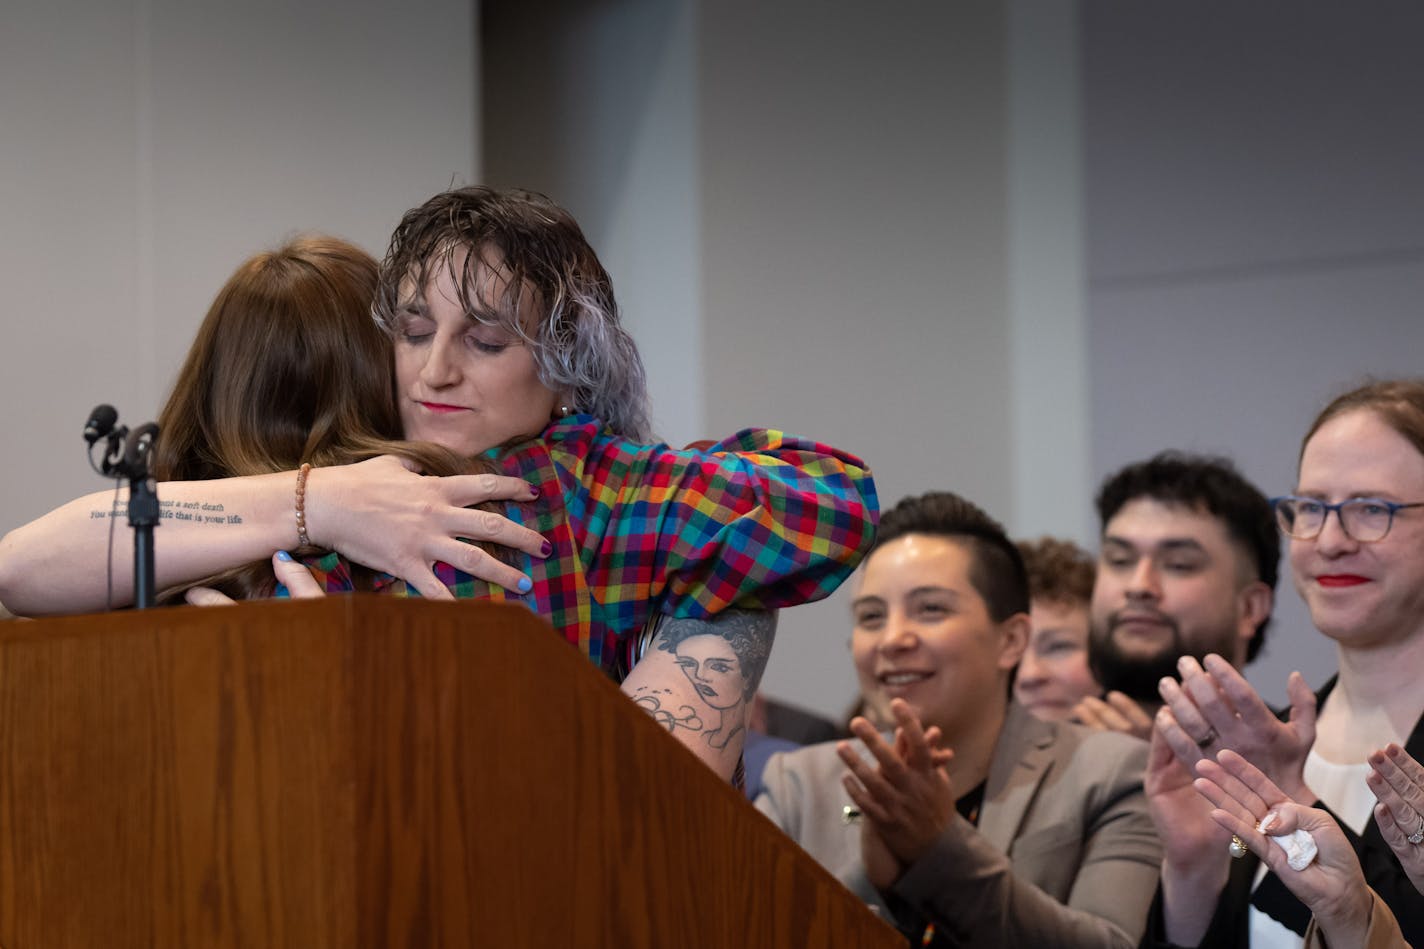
{"left": 755, "top": 490, "right": 1162, "bottom": 947}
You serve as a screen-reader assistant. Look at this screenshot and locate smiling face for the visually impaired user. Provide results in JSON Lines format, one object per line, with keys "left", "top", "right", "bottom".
{"left": 673, "top": 634, "right": 747, "bottom": 710}
{"left": 1014, "top": 598, "right": 1100, "bottom": 721}
{"left": 1089, "top": 498, "right": 1265, "bottom": 697}
{"left": 1291, "top": 409, "right": 1424, "bottom": 650}
{"left": 850, "top": 534, "right": 1026, "bottom": 740}
{"left": 392, "top": 245, "right": 560, "bottom": 457}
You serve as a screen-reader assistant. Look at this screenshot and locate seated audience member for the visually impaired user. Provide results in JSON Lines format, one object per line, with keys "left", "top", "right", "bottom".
{"left": 1013, "top": 536, "right": 1103, "bottom": 722}
{"left": 755, "top": 491, "right": 1161, "bottom": 947}
{"left": 1074, "top": 453, "right": 1277, "bottom": 741}
{"left": 1150, "top": 380, "right": 1424, "bottom": 947}
{"left": 1195, "top": 750, "right": 1405, "bottom": 949}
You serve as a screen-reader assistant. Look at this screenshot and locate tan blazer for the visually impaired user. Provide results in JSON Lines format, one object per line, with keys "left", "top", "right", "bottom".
{"left": 755, "top": 703, "right": 1161, "bottom": 948}
{"left": 1304, "top": 889, "right": 1412, "bottom": 949}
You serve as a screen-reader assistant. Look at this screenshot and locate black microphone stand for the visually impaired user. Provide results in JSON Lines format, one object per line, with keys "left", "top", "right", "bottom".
{"left": 86, "top": 407, "right": 161, "bottom": 610}
{"left": 123, "top": 424, "right": 161, "bottom": 609}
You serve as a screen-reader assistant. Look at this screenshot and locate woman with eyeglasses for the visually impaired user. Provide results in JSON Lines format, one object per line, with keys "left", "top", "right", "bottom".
{"left": 1146, "top": 379, "right": 1424, "bottom": 948}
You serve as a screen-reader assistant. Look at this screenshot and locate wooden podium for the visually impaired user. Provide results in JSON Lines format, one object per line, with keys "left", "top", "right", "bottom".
{"left": 0, "top": 598, "right": 901, "bottom": 948}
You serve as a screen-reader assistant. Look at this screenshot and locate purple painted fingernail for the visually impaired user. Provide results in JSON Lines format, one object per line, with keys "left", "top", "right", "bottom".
{"left": 528, "top": 484, "right": 540, "bottom": 498}
{"left": 540, "top": 540, "right": 553, "bottom": 557}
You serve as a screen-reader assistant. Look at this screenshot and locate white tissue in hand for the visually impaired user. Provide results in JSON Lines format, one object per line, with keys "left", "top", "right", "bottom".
{"left": 1257, "top": 816, "right": 1317, "bottom": 871}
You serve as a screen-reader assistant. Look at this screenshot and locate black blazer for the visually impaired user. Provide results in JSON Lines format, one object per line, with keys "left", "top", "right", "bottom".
{"left": 1146, "top": 676, "right": 1424, "bottom": 947}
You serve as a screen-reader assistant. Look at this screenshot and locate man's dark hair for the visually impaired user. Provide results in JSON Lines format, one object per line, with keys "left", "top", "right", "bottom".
{"left": 1095, "top": 452, "right": 1279, "bottom": 662}
{"left": 874, "top": 491, "right": 1029, "bottom": 622}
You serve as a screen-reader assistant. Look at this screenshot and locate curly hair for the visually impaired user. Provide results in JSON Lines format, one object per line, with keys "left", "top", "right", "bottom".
{"left": 873, "top": 491, "right": 1029, "bottom": 622}
{"left": 1016, "top": 536, "right": 1095, "bottom": 608}
{"left": 1096, "top": 451, "right": 1278, "bottom": 662}
{"left": 373, "top": 186, "right": 651, "bottom": 440}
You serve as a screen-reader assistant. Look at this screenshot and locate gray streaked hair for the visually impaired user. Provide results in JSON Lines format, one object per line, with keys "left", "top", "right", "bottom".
{"left": 373, "top": 186, "right": 652, "bottom": 441}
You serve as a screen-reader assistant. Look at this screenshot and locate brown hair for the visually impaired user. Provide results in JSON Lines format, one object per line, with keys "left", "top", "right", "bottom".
{"left": 155, "top": 236, "right": 500, "bottom": 601}
{"left": 1016, "top": 536, "right": 1095, "bottom": 608}
{"left": 1302, "top": 379, "right": 1424, "bottom": 463}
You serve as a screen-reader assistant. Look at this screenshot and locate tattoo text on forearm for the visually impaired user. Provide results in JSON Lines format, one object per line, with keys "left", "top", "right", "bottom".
{"left": 88, "top": 499, "right": 243, "bottom": 526}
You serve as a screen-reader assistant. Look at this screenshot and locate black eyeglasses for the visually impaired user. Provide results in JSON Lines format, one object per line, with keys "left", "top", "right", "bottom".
{"left": 1271, "top": 496, "right": 1424, "bottom": 543}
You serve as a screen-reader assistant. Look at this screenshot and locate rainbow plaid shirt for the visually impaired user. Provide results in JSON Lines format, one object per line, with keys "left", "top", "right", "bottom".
{"left": 298, "top": 414, "right": 878, "bottom": 678}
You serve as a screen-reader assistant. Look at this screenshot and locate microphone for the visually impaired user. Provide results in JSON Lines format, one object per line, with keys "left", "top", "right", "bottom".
{"left": 123, "top": 422, "right": 160, "bottom": 471}
{"left": 83, "top": 404, "right": 118, "bottom": 446}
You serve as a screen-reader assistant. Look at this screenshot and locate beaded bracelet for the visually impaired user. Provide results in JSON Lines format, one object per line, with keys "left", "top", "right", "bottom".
{"left": 295, "top": 462, "right": 312, "bottom": 548}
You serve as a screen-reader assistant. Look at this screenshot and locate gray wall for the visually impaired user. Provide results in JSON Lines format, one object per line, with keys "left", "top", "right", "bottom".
{"left": 0, "top": 0, "right": 478, "bottom": 528}
{"left": 484, "top": 1, "right": 1078, "bottom": 718}
{"left": 1084, "top": 0, "right": 1424, "bottom": 702}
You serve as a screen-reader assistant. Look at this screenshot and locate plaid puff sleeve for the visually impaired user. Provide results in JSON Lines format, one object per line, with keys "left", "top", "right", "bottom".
{"left": 564, "top": 425, "right": 878, "bottom": 630}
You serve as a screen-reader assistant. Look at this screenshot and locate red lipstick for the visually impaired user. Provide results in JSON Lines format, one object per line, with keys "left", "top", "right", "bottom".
{"left": 1316, "top": 575, "right": 1369, "bottom": 588}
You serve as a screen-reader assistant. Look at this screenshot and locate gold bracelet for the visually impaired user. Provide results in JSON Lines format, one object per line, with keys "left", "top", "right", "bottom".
{"left": 295, "top": 462, "right": 312, "bottom": 548}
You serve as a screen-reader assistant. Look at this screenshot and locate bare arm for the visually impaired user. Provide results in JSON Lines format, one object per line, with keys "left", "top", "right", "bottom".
{"left": 0, "top": 457, "right": 546, "bottom": 614}
{"left": 620, "top": 611, "right": 776, "bottom": 783}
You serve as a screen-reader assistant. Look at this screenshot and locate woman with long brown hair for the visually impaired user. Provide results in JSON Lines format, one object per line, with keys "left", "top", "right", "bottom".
{"left": 151, "top": 235, "right": 495, "bottom": 602}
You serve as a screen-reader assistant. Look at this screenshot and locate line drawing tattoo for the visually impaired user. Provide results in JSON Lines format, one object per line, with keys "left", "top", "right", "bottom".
{"left": 649, "top": 611, "right": 776, "bottom": 750}
{"left": 631, "top": 693, "right": 705, "bottom": 734}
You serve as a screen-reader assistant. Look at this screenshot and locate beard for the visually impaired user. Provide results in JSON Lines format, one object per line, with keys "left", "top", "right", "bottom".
{"left": 1088, "top": 609, "right": 1237, "bottom": 704}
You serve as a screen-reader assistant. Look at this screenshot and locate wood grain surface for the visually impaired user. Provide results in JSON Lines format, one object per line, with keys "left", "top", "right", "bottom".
{"left": 0, "top": 597, "right": 900, "bottom": 948}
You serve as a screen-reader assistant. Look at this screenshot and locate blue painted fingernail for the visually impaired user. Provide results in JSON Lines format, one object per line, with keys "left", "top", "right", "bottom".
{"left": 517, "top": 576, "right": 533, "bottom": 594}
{"left": 277, "top": 550, "right": 293, "bottom": 562}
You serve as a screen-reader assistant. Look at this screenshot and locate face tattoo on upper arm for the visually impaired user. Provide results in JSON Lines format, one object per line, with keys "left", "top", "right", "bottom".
{"left": 631, "top": 611, "right": 776, "bottom": 750}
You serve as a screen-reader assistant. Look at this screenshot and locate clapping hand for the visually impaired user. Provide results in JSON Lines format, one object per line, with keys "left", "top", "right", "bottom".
{"left": 1195, "top": 749, "right": 1372, "bottom": 944}
{"left": 1157, "top": 655, "right": 1316, "bottom": 802}
{"left": 837, "top": 699, "right": 955, "bottom": 890}
{"left": 1367, "top": 742, "right": 1424, "bottom": 896}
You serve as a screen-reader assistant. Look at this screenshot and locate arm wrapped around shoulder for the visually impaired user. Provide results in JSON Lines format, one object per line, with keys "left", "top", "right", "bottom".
{"left": 573, "top": 426, "right": 879, "bottom": 621}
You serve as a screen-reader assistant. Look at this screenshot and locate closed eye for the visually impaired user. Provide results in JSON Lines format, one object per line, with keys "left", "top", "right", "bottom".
{"left": 397, "top": 309, "right": 435, "bottom": 343}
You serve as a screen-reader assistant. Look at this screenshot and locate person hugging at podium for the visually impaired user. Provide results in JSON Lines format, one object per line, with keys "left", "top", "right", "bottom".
{"left": 755, "top": 490, "right": 1161, "bottom": 946}
{"left": 0, "top": 186, "right": 879, "bottom": 785}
